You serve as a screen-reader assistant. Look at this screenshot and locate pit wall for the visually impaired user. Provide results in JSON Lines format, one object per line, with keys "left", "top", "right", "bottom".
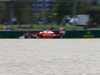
{"left": 0, "top": 30, "right": 100, "bottom": 38}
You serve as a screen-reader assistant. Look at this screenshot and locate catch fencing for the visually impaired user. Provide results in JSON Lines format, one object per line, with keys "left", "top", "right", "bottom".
{"left": 0, "top": 0, "right": 100, "bottom": 31}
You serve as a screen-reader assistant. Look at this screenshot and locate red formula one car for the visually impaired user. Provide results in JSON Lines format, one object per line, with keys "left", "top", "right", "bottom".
{"left": 19, "top": 30, "right": 65, "bottom": 39}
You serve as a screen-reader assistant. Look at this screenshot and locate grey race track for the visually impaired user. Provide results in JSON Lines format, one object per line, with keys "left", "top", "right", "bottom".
{"left": 0, "top": 39, "right": 100, "bottom": 75}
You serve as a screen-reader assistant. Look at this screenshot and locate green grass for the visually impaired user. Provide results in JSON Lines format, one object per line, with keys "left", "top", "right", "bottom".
{"left": 0, "top": 24, "right": 100, "bottom": 31}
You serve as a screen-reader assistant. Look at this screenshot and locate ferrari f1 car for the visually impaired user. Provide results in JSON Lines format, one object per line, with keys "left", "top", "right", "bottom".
{"left": 19, "top": 30, "right": 65, "bottom": 38}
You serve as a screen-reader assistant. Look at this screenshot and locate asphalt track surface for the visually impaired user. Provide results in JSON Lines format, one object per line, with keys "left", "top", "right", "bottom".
{"left": 0, "top": 39, "right": 100, "bottom": 75}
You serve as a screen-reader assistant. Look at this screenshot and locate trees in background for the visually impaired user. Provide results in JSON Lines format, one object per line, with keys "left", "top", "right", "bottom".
{"left": 0, "top": 1, "right": 35, "bottom": 24}
{"left": 0, "top": 2, "right": 8, "bottom": 23}
{"left": 21, "top": 5, "right": 34, "bottom": 24}
{"left": 77, "top": 0, "right": 100, "bottom": 24}
{"left": 78, "top": 6, "right": 100, "bottom": 24}
{"left": 0, "top": 0, "right": 100, "bottom": 24}
{"left": 50, "top": 0, "right": 100, "bottom": 24}
{"left": 50, "top": 0, "right": 75, "bottom": 24}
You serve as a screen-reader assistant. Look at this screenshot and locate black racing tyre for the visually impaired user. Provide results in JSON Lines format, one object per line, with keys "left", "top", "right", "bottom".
{"left": 26, "top": 34, "right": 32, "bottom": 38}
{"left": 58, "top": 34, "right": 64, "bottom": 38}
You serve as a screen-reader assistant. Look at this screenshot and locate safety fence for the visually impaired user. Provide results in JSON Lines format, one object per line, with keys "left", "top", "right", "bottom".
{"left": 0, "top": 0, "right": 100, "bottom": 31}
{"left": 0, "top": 30, "right": 100, "bottom": 38}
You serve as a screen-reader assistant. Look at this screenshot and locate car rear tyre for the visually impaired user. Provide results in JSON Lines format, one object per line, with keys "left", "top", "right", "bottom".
{"left": 58, "top": 34, "right": 64, "bottom": 38}
{"left": 26, "top": 34, "right": 32, "bottom": 38}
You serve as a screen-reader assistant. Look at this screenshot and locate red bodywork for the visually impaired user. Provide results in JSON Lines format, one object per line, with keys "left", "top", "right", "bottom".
{"left": 20, "top": 30, "right": 65, "bottom": 38}
{"left": 31, "top": 33, "right": 59, "bottom": 38}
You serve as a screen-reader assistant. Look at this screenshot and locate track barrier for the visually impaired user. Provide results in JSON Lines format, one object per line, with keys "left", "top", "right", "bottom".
{"left": 0, "top": 30, "right": 100, "bottom": 38}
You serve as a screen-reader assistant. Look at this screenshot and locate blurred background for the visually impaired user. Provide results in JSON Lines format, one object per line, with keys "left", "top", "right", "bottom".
{"left": 0, "top": 0, "right": 100, "bottom": 31}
